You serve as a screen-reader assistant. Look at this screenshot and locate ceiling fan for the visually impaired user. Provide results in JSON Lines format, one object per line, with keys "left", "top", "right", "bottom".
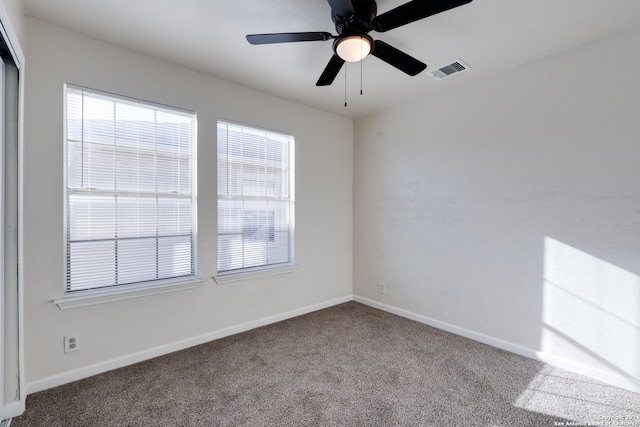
{"left": 246, "top": 0, "right": 473, "bottom": 86}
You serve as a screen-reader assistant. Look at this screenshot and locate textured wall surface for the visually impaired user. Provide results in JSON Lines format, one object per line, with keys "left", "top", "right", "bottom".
{"left": 354, "top": 25, "right": 640, "bottom": 391}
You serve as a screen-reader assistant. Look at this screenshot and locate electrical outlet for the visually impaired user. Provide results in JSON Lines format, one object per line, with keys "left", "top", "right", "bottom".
{"left": 64, "top": 334, "right": 80, "bottom": 353}
{"left": 379, "top": 282, "right": 386, "bottom": 294}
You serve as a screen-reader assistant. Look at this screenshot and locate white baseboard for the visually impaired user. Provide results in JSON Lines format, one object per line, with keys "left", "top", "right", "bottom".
{"left": 26, "top": 294, "right": 640, "bottom": 396}
{"left": 354, "top": 296, "right": 537, "bottom": 359}
{"left": 27, "top": 295, "right": 353, "bottom": 394}
{"left": 354, "top": 296, "right": 640, "bottom": 394}
{"left": 2, "top": 400, "right": 25, "bottom": 421}
{"left": 534, "top": 350, "right": 640, "bottom": 393}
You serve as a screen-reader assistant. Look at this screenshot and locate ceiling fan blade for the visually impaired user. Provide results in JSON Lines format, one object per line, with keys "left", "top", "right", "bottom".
{"left": 371, "top": 40, "right": 426, "bottom": 76}
{"left": 326, "top": 0, "right": 356, "bottom": 18}
{"left": 373, "top": 0, "right": 472, "bottom": 32}
{"left": 316, "top": 54, "right": 345, "bottom": 86}
{"left": 246, "top": 32, "right": 333, "bottom": 45}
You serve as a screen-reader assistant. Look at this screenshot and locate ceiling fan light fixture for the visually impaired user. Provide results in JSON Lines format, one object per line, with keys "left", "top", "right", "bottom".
{"left": 335, "top": 35, "right": 372, "bottom": 62}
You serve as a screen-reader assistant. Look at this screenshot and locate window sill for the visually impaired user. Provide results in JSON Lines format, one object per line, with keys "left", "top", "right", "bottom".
{"left": 54, "top": 278, "right": 203, "bottom": 310}
{"left": 214, "top": 264, "right": 297, "bottom": 285}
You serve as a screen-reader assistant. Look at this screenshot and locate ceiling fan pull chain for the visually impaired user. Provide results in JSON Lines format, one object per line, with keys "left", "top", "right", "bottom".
{"left": 344, "top": 64, "right": 348, "bottom": 107}
{"left": 360, "top": 36, "right": 364, "bottom": 95}
{"left": 360, "top": 37, "right": 364, "bottom": 95}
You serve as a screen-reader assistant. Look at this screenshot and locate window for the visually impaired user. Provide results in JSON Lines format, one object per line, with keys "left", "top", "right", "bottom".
{"left": 65, "top": 85, "right": 196, "bottom": 295}
{"left": 217, "top": 121, "right": 294, "bottom": 275}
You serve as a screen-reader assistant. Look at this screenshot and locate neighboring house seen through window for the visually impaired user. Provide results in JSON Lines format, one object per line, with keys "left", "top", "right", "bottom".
{"left": 217, "top": 121, "right": 295, "bottom": 275}
{"left": 64, "top": 85, "right": 197, "bottom": 295}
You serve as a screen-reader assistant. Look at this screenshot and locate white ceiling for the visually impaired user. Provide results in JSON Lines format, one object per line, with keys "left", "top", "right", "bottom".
{"left": 21, "top": 0, "right": 640, "bottom": 119}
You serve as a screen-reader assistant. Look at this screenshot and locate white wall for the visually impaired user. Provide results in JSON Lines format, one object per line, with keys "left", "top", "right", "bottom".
{"left": 354, "top": 25, "right": 640, "bottom": 392}
{"left": 23, "top": 18, "right": 353, "bottom": 391}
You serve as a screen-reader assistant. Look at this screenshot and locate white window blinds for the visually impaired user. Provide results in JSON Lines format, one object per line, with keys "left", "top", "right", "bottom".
{"left": 65, "top": 85, "right": 196, "bottom": 294}
{"left": 217, "top": 121, "right": 294, "bottom": 274}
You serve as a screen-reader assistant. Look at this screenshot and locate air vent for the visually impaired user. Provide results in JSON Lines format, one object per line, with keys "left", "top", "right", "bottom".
{"left": 430, "top": 59, "right": 470, "bottom": 80}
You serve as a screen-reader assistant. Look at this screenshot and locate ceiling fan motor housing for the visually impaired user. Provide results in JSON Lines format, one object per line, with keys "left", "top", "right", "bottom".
{"left": 331, "top": 0, "right": 377, "bottom": 35}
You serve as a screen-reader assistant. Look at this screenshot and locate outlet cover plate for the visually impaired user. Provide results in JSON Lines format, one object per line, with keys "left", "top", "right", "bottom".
{"left": 64, "top": 334, "right": 80, "bottom": 353}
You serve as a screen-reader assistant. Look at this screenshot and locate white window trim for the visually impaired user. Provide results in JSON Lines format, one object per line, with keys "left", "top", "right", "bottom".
{"left": 214, "top": 264, "right": 297, "bottom": 285}
{"left": 54, "top": 278, "right": 203, "bottom": 310}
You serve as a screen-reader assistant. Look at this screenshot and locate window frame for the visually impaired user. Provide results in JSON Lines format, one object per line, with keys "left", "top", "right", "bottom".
{"left": 216, "top": 120, "right": 295, "bottom": 279}
{"left": 61, "top": 84, "right": 199, "bottom": 304}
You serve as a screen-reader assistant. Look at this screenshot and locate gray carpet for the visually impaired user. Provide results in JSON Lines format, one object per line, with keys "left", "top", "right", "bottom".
{"left": 12, "top": 302, "right": 640, "bottom": 426}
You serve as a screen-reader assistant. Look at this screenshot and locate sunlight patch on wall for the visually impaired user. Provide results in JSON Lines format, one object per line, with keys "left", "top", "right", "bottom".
{"left": 541, "top": 237, "right": 640, "bottom": 387}
{"left": 513, "top": 238, "right": 640, "bottom": 419}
